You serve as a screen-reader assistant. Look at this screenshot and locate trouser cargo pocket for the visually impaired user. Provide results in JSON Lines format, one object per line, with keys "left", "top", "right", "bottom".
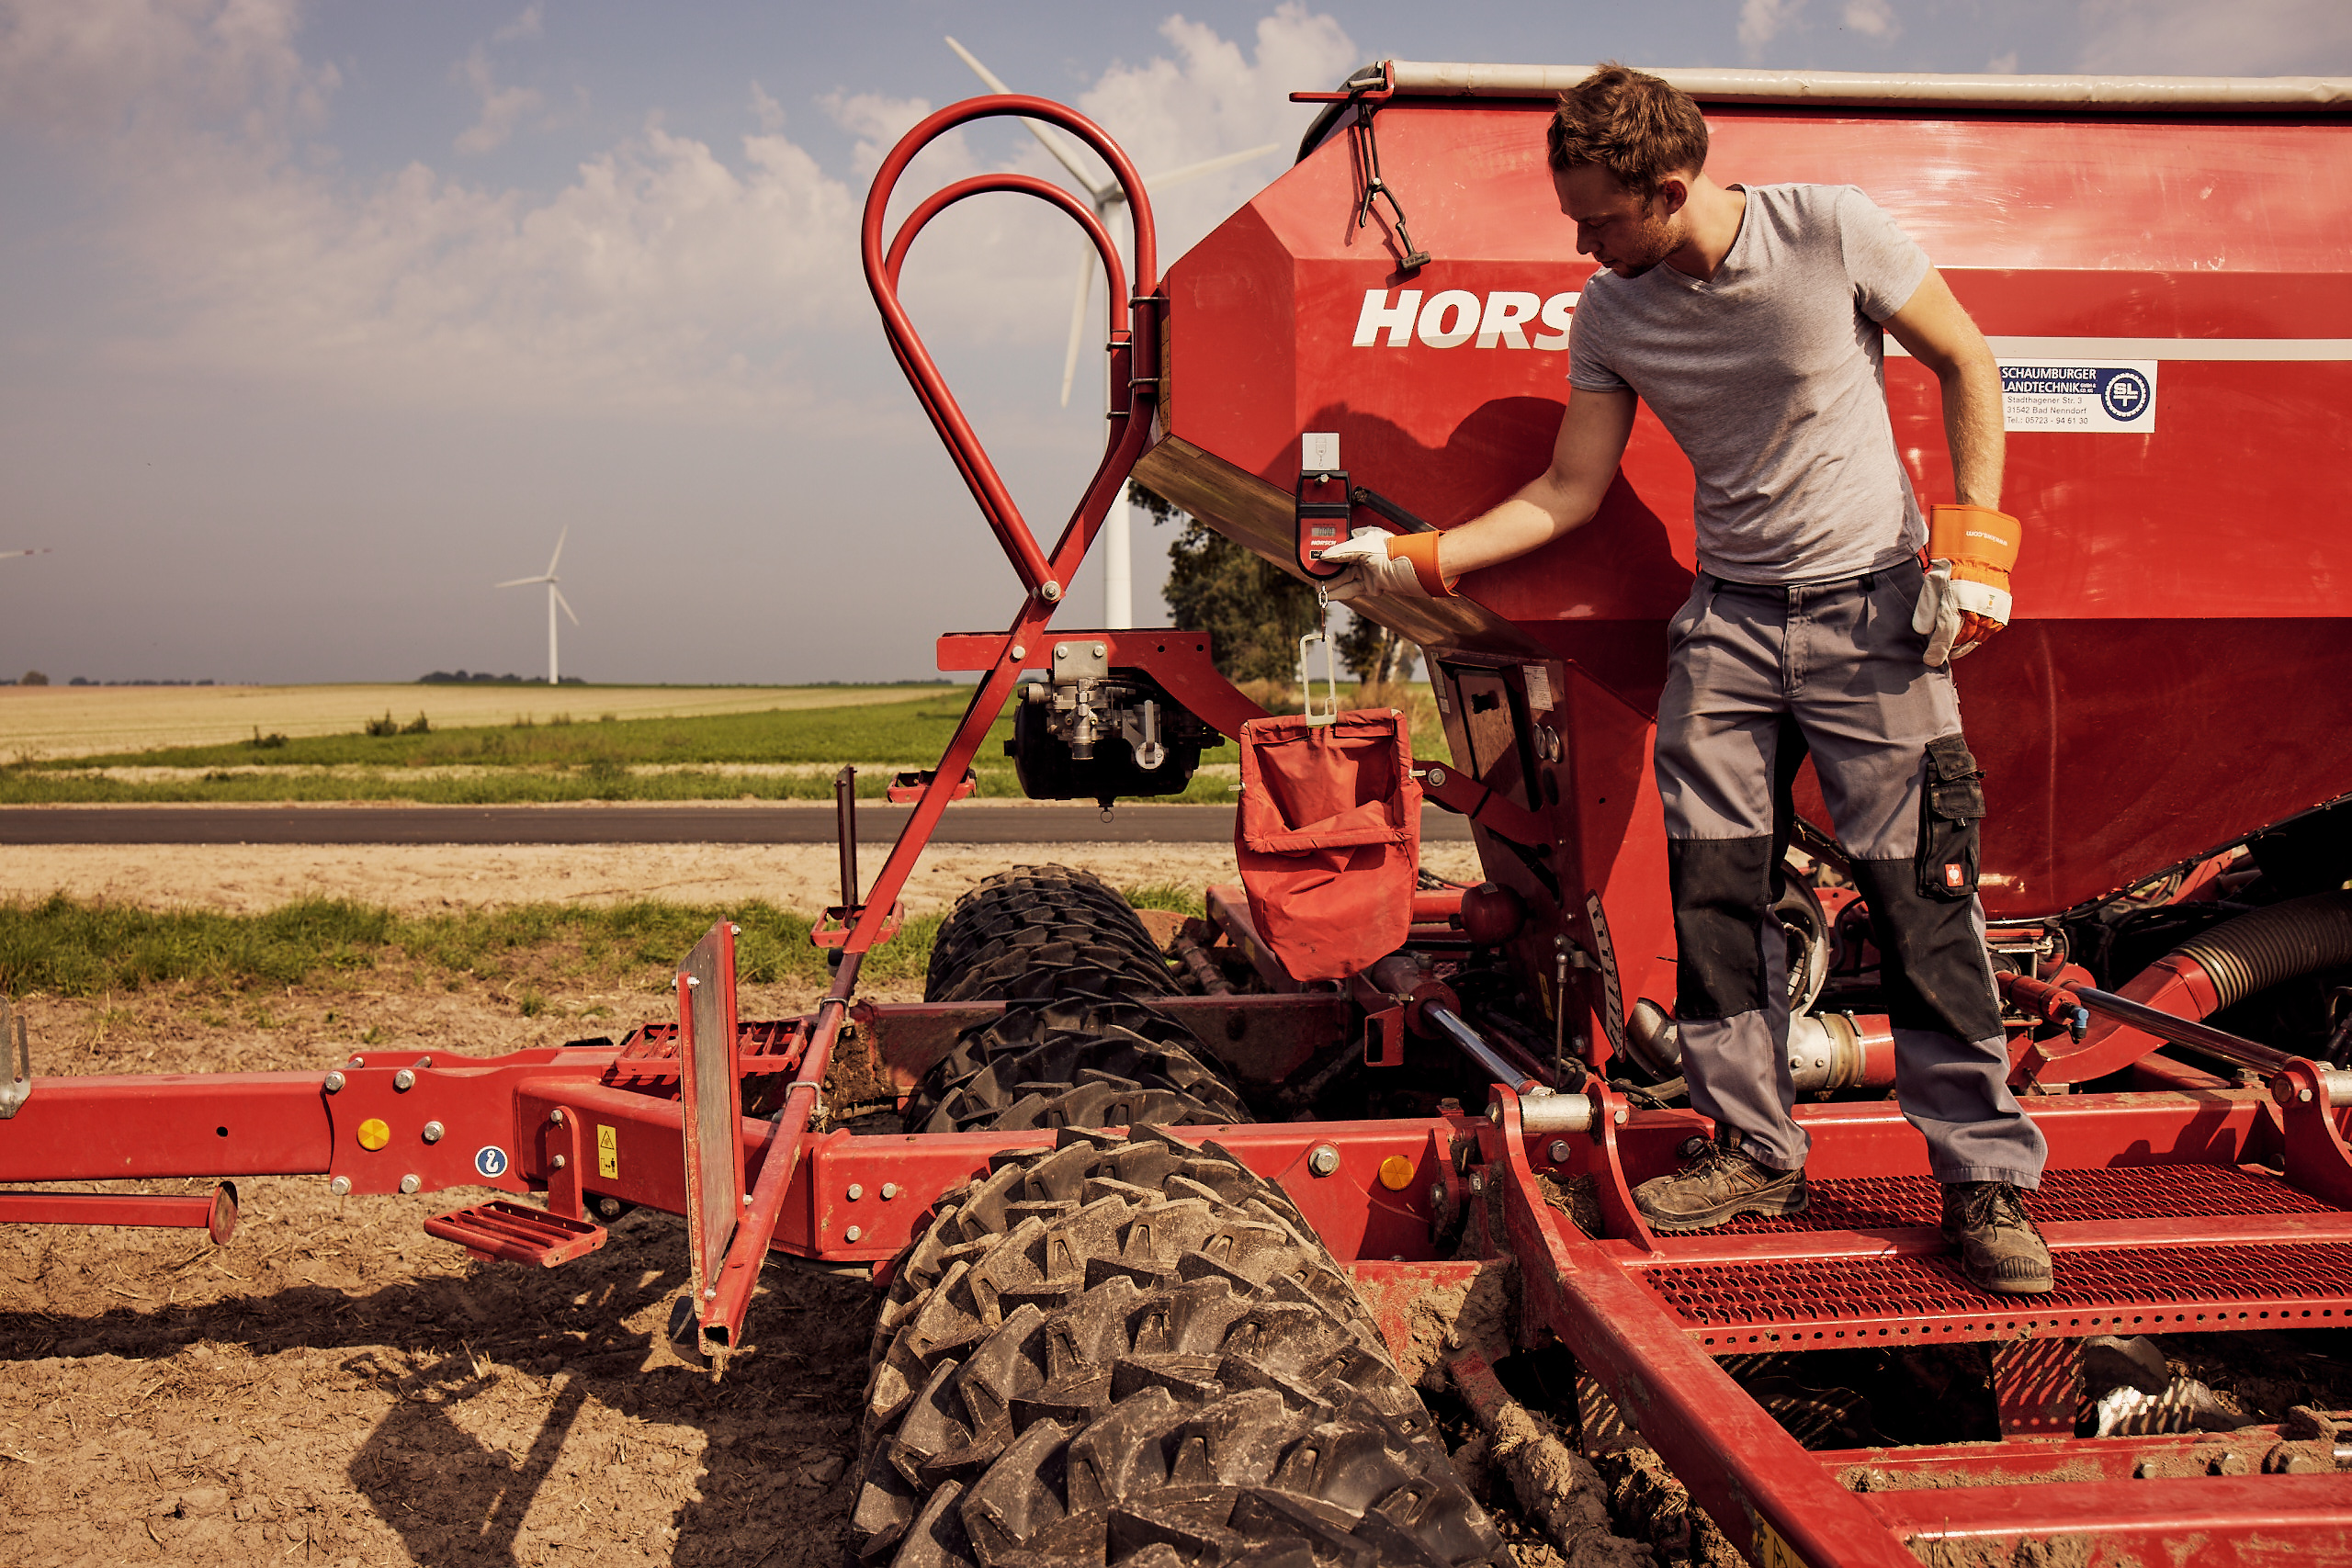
{"left": 1917, "top": 734, "right": 1984, "bottom": 900}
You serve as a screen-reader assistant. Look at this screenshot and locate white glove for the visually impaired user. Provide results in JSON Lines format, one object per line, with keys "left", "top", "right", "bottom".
{"left": 1317, "top": 526, "right": 1449, "bottom": 602}
{"left": 1911, "top": 560, "right": 2013, "bottom": 668}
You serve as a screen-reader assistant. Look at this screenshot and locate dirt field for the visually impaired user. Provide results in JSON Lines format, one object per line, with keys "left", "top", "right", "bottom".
{"left": 0, "top": 970, "right": 889, "bottom": 1568}
{"left": 0, "top": 683, "right": 956, "bottom": 762}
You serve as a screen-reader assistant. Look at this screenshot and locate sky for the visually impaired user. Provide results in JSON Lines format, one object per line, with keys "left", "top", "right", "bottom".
{"left": 0, "top": 0, "right": 2346, "bottom": 686}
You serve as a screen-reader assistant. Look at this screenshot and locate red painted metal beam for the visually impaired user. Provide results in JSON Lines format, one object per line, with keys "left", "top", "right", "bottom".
{"left": 1859, "top": 1476, "right": 2352, "bottom": 1563}
{"left": 0, "top": 1184, "right": 236, "bottom": 1243}
{"left": 0, "top": 1072, "right": 334, "bottom": 1180}
{"left": 1483, "top": 1089, "right": 1923, "bottom": 1568}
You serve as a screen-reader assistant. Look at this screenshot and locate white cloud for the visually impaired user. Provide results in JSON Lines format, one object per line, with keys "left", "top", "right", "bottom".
{"left": 452, "top": 43, "right": 544, "bottom": 154}
{"left": 492, "top": 4, "right": 541, "bottom": 46}
{"left": 1842, "top": 0, "right": 1899, "bottom": 41}
{"left": 0, "top": 0, "right": 1357, "bottom": 422}
{"left": 2077, "top": 0, "right": 2352, "bottom": 73}
{"left": 1739, "top": 0, "right": 1806, "bottom": 58}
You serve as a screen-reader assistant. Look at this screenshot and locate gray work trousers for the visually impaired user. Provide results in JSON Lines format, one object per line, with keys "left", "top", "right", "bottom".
{"left": 1653, "top": 558, "right": 2047, "bottom": 1187}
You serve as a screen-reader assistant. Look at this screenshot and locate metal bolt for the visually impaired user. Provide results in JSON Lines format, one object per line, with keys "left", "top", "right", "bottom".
{"left": 1547, "top": 1140, "right": 1572, "bottom": 1164}
{"left": 594, "top": 1196, "right": 625, "bottom": 1220}
{"left": 1056, "top": 646, "right": 1068, "bottom": 660}
{"left": 1039, "top": 580, "right": 1062, "bottom": 603}
{"left": 880, "top": 1183, "right": 899, "bottom": 1201}
{"left": 685, "top": 976, "right": 700, "bottom": 989}
{"left": 393, "top": 1068, "right": 415, "bottom": 1091}
{"left": 551, "top": 1154, "right": 567, "bottom": 1170}
{"left": 1091, "top": 643, "right": 1105, "bottom": 658}
{"left": 422, "top": 1121, "right": 445, "bottom": 1144}
{"left": 2301, "top": 1088, "right": 2315, "bottom": 1102}
{"left": 399, "top": 1174, "right": 422, "bottom": 1195}
{"left": 1613, "top": 1106, "right": 1628, "bottom": 1125}
{"left": 1428, "top": 766, "right": 1447, "bottom": 787}
{"left": 347, "top": 1056, "right": 366, "bottom": 1069}
{"left": 1011, "top": 644, "right": 1025, "bottom": 661}
{"left": 322, "top": 1070, "right": 345, "bottom": 1093}
{"left": 742, "top": 1193, "right": 752, "bottom": 1206}
{"left": 548, "top": 1109, "right": 566, "bottom": 1125}
{"left": 844, "top": 1224, "right": 864, "bottom": 1243}
{"left": 705, "top": 1287, "right": 718, "bottom": 1299}
{"left": 1486, "top": 1103, "right": 1502, "bottom": 1125}
{"left": 415, "top": 1055, "right": 431, "bottom": 1069}
{"left": 846, "top": 1183, "right": 864, "bottom": 1201}
{"left": 1430, "top": 1182, "right": 1447, "bottom": 1209}
{"left": 1468, "top": 1172, "right": 1486, "bottom": 1195}
{"left": 729, "top": 924, "right": 741, "bottom": 936}
{"left": 1306, "top": 1144, "right": 1340, "bottom": 1178}
{"left": 328, "top": 1176, "right": 352, "bottom": 1197}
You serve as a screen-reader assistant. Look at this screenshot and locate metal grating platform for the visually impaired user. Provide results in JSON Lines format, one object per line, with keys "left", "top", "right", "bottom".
{"left": 1647, "top": 1239, "right": 2352, "bottom": 1348}
{"left": 1713, "top": 1162, "right": 2339, "bottom": 1234}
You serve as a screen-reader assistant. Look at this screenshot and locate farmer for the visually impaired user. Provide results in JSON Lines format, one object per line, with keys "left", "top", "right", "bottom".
{"left": 1321, "top": 64, "right": 2049, "bottom": 1295}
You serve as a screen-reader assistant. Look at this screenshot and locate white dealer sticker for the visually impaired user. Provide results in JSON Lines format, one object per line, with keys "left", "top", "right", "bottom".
{"left": 1998, "top": 359, "right": 2156, "bottom": 433}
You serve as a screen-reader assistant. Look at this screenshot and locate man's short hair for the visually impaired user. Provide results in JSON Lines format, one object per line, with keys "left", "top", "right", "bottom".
{"left": 1546, "top": 64, "right": 1709, "bottom": 199}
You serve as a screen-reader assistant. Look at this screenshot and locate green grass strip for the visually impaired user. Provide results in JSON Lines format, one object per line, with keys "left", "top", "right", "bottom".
{"left": 0, "top": 894, "right": 955, "bottom": 998}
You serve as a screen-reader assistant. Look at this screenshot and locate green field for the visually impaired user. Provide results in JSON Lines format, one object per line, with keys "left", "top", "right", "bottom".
{"left": 1, "top": 695, "right": 1242, "bottom": 805}
{"left": 0, "top": 886, "right": 1206, "bottom": 1000}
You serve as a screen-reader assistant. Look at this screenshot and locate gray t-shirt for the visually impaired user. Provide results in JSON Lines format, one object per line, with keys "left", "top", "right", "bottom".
{"left": 1567, "top": 183, "right": 1931, "bottom": 584}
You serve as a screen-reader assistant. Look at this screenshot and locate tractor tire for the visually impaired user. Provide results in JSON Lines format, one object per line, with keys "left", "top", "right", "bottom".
{"left": 853, "top": 1127, "right": 1506, "bottom": 1568}
{"left": 905, "top": 1000, "right": 1252, "bottom": 1134}
{"left": 926, "top": 865, "right": 1178, "bottom": 1004}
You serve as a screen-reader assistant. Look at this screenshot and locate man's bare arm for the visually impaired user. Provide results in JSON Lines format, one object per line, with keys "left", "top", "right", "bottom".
{"left": 1436, "top": 388, "right": 1637, "bottom": 578}
{"left": 1883, "top": 268, "right": 2003, "bottom": 508}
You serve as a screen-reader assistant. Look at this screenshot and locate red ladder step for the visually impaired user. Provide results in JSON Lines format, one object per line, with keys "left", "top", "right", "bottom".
{"left": 424, "top": 1200, "right": 606, "bottom": 1266}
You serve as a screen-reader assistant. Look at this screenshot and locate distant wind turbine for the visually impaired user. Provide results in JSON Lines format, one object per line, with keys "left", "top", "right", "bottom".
{"left": 944, "top": 38, "right": 1277, "bottom": 629}
{"left": 496, "top": 528, "right": 578, "bottom": 685}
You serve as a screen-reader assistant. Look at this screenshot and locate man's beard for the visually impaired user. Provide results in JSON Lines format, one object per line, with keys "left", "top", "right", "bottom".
{"left": 1605, "top": 206, "right": 1682, "bottom": 276}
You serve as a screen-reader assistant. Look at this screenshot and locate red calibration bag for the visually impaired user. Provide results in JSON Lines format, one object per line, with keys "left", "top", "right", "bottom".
{"left": 1235, "top": 709, "right": 1422, "bottom": 982}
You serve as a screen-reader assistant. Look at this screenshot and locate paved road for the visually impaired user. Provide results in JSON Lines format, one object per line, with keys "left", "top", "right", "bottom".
{"left": 0, "top": 803, "right": 1473, "bottom": 846}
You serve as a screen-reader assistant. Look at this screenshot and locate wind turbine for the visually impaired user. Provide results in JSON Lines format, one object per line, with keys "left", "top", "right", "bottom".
{"left": 945, "top": 37, "right": 1278, "bottom": 628}
{"left": 496, "top": 527, "right": 578, "bottom": 685}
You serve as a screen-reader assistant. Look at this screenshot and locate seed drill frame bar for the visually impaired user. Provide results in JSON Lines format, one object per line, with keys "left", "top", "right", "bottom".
{"left": 4, "top": 93, "right": 2352, "bottom": 1567}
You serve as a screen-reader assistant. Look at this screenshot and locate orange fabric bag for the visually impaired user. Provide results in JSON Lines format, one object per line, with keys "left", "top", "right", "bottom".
{"left": 1235, "top": 709, "right": 1422, "bottom": 981}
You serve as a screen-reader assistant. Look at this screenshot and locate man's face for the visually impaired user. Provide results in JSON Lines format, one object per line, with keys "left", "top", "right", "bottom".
{"left": 1553, "top": 163, "right": 1684, "bottom": 277}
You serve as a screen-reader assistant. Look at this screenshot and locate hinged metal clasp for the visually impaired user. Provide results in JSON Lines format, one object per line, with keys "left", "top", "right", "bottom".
{"left": 0, "top": 998, "right": 28, "bottom": 1120}
{"left": 1299, "top": 585, "right": 1339, "bottom": 727}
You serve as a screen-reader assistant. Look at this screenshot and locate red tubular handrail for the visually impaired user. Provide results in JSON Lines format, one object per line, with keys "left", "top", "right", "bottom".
{"left": 860, "top": 95, "right": 1159, "bottom": 600}
{"left": 838, "top": 96, "right": 1165, "bottom": 959}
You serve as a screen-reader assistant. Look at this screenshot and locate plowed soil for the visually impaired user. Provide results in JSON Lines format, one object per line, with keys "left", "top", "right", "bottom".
{"left": 0, "top": 977, "right": 895, "bottom": 1568}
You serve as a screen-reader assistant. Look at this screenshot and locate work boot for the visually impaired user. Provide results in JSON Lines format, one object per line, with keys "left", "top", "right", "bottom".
{"left": 1632, "top": 1131, "right": 1808, "bottom": 1232}
{"left": 1942, "top": 1180, "right": 2053, "bottom": 1294}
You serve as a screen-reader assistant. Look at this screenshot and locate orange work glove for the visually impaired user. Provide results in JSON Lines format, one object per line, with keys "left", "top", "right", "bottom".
{"left": 1912, "top": 503, "right": 2021, "bottom": 666}
{"left": 1319, "top": 526, "right": 1455, "bottom": 601}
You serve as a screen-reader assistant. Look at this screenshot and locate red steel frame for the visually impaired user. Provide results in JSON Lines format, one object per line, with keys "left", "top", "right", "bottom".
{"left": 4, "top": 89, "right": 2351, "bottom": 1566}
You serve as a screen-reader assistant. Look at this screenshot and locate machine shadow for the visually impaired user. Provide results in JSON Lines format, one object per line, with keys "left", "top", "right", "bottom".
{"left": 0, "top": 1208, "right": 874, "bottom": 1567}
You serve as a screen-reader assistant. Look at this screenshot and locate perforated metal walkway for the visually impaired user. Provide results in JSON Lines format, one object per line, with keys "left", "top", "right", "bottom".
{"left": 1631, "top": 1163, "right": 2352, "bottom": 1349}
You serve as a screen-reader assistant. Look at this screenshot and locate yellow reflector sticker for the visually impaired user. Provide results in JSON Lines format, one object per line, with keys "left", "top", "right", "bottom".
{"left": 356, "top": 1118, "right": 390, "bottom": 1152}
{"left": 1756, "top": 1518, "right": 1810, "bottom": 1568}
{"left": 597, "top": 1123, "right": 618, "bottom": 1179}
{"left": 1377, "top": 1155, "right": 1415, "bottom": 1191}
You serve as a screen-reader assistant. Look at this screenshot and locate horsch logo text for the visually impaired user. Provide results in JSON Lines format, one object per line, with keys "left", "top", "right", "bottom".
{"left": 1352, "top": 288, "right": 1580, "bottom": 350}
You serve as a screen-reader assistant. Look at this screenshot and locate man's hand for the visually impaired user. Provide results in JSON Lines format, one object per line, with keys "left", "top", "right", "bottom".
{"left": 1912, "top": 503, "right": 2020, "bottom": 666}
{"left": 1319, "top": 527, "right": 1452, "bottom": 601}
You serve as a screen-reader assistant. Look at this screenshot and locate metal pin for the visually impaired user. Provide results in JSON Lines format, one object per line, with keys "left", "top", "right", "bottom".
{"left": 322, "top": 1071, "right": 345, "bottom": 1093}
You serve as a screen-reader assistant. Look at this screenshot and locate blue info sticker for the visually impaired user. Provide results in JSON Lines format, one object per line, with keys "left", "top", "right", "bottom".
{"left": 474, "top": 1145, "right": 510, "bottom": 1179}
{"left": 1998, "top": 360, "right": 2157, "bottom": 433}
